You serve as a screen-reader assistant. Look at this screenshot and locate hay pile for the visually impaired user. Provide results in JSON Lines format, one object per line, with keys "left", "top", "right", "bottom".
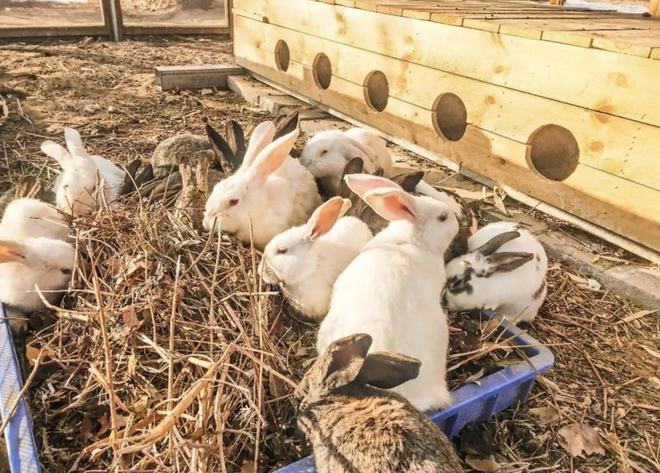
{"left": 26, "top": 197, "right": 316, "bottom": 473}
{"left": 18, "top": 188, "right": 524, "bottom": 472}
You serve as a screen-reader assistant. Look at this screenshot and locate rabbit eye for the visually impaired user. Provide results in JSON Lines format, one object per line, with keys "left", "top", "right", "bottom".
{"left": 228, "top": 198, "right": 239, "bottom": 207}
{"left": 276, "top": 248, "right": 288, "bottom": 255}
{"left": 320, "top": 150, "right": 328, "bottom": 156}
{"left": 437, "top": 212, "right": 447, "bottom": 222}
{"left": 61, "top": 268, "right": 72, "bottom": 275}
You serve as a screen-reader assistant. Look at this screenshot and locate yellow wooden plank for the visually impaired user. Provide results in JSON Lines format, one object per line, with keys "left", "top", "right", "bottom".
{"left": 234, "top": 37, "right": 660, "bottom": 249}
{"left": 542, "top": 29, "right": 593, "bottom": 47}
{"left": 499, "top": 24, "right": 542, "bottom": 39}
{"left": 591, "top": 31, "right": 658, "bottom": 58}
{"left": 402, "top": 8, "right": 432, "bottom": 20}
{"left": 429, "top": 13, "right": 464, "bottom": 26}
{"left": 463, "top": 18, "right": 500, "bottom": 32}
{"left": 235, "top": 14, "right": 660, "bottom": 191}
{"left": 652, "top": 47, "right": 660, "bottom": 59}
{"left": 235, "top": 0, "right": 660, "bottom": 128}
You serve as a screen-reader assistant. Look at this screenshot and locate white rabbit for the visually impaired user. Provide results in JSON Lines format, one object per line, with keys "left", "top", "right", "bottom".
{"left": 0, "top": 237, "right": 75, "bottom": 314}
{"left": 317, "top": 174, "right": 459, "bottom": 412}
{"left": 0, "top": 198, "right": 69, "bottom": 242}
{"left": 444, "top": 221, "right": 548, "bottom": 324}
{"left": 41, "top": 128, "right": 126, "bottom": 215}
{"left": 203, "top": 125, "right": 322, "bottom": 250}
{"left": 300, "top": 128, "right": 394, "bottom": 197}
{"left": 259, "top": 197, "right": 373, "bottom": 321}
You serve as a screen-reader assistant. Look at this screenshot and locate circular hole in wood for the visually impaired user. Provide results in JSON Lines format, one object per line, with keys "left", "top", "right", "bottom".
{"left": 363, "top": 70, "right": 389, "bottom": 112}
{"left": 432, "top": 93, "right": 468, "bottom": 141}
{"left": 527, "top": 124, "right": 580, "bottom": 181}
{"left": 313, "top": 53, "right": 332, "bottom": 90}
{"left": 274, "top": 40, "right": 290, "bottom": 72}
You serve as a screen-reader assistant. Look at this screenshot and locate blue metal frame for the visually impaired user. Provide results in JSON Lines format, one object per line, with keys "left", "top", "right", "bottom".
{"left": 0, "top": 303, "right": 42, "bottom": 473}
{"left": 275, "top": 313, "right": 554, "bottom": 473}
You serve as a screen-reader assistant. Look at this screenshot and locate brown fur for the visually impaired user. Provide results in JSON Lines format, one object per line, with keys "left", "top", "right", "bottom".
{"left": 297, "top": 334, "right": 464, "bottom": 473}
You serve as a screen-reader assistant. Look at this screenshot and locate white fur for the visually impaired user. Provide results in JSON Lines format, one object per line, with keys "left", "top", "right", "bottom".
{"left": 203, "top": 128, "right": 322, "bottom": 250}
{"left": 300, "top": 128, "right": 394, "bottom": 196}
{"left": 0, "top": 198, "right": 69, "bottom": 241}
{"left": 42, "top": 128, "right": 125, "bottom": 215}
{"left": 318, "top": 177, "right": 459, "bottom": 412}
{"left": 260, "top": 212, "right": 373, "bottom": 321}
{"left": 0, "top": 237, "right": 75, "bottom": 311}
{"left": 444, "top": 221, "right": 548, "bottom": 323}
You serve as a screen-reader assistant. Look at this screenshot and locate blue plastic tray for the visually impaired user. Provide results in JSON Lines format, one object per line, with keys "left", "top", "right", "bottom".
{"left": 0, "top": 303, "right": 42, "bottom": 473}
{"left": 275, "top": 313, "right": 554, "bottom": 473}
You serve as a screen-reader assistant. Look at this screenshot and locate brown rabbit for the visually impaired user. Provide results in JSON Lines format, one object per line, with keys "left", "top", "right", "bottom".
{"left": 296, "top": 333, "right": 464, "bottom": 473}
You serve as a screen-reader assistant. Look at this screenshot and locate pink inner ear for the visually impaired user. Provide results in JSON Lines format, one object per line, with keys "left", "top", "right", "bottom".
{"left": 344, "top": 174, "right": 401, "bottom": 200}
{"left": 0, "top": 243, "right": 25, "bottom": 262}
{"left": 309, "top": 197, "right": 344, "bottom": 239}
{"left": 365, "top": 189, "right": 416, "bottom": 223}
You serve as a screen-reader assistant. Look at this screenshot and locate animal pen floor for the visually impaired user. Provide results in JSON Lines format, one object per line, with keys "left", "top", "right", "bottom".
{"left": 0, "top": 37, "right": 658, "bottom": 472}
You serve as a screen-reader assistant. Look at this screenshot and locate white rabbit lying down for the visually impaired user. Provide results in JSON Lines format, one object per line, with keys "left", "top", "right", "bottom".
{"left": 260, "top": 196, "right": 373, "bottom": 321}
{"left": 444, "top": 221, "right": 548, "bottom": 323}
{"left": 300, "top": 128, "right": 394, "bottom": 198}
{"left": 41, "top": 128, "right": 125, "bottom": 216}
{"left": 318, "top": 174, "right": 459, "bottom": 412}
{"left": 203, "top": 124, "right": 321, "bottom": 251}
{"left": 0, "top": 198, "right": 68, "bottom": 242}
{"left": 0, "top": 238, "right": 75, "bottom": 316}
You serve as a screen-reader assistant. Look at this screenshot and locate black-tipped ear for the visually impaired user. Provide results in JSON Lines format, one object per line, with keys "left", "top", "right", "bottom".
{"left": 135, "top": 163, "right": 154, "bottom": 187}
{"left": 274, "top": 110, "right": 299, "bottom": 140}
{"left": 120, "top": 159, "right": 142, "bottom": 194}
{"left": 394, "top": 171, "right": 424, "bottom": 193}
{"left": 206, "top": 122, "right": 233, "bottom": 173}
{"left": 474, "top": 230, "right": 521, "bottom": 256}
{"left": 356, "top": 352, "right": 421, "bottom": 389}
{"left": 226, "top": 119, "right": 246, "bottom": 165}
{"left": 486, "top": 252, "right": 534, "bottom": 274}
{"left": 125, "top": 159, "right": 142, "bottom": 179}
{"left": 322, "top": 333, "right": 372, "bottom": 391}
{"left": 338, "top": 157, "right": 364, "bottom": 199}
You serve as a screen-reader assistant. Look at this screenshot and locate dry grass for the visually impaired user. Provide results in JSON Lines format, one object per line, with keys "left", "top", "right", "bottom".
{"left": 0, "top": 36, "right": 658, "bottom": 473}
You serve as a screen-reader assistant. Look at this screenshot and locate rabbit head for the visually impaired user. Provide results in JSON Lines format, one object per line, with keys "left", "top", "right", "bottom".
{"left": 345, "top": 174, "right": 460, "bottom": 256}
{"left": 0, "top": 238, "right": 75, "bottom": 273}
{"left": 296, "top": 333, "right": 420, "bottom": 403}
{"left": 260, "top": 196, "right": 351, "bottom": 288}
{"left": 202, "top": 125, "right": 298, "bottom": 247}
{"left": 300, "top": 130, "right": 375, "bottom": 197}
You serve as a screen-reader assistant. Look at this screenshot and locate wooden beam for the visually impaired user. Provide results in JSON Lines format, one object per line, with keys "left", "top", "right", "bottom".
{"left": 650, "top": 0, "right": 659, "bottom": 16}
{"left": 155, "top": 64, "right": 244, "bottom": 90}
{"left": 0, "top": 26, "right": 109, "bottom": 38}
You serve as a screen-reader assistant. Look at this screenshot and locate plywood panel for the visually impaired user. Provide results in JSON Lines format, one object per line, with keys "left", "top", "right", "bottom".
{"left": 234, "top": 31, "right": 660, "bottom": 250}
{"left": 234, "top": 0, "right": 660, "bottom": 126}
{"left": 235, "top": 14, "right": 660, "bottom": 190}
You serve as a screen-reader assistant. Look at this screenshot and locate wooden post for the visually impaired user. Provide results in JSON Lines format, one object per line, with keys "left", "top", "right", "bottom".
{"left": 548, "top": 0, "right": 566, "bottom": 5}
{"left": 228, "top": 0, "right": 234, "bottom": 40}
{"left": 100, "top": 0, "right": 124, "bottom": 41}
{"left": 650, "top": 0, "right": 659, "bottom": 16}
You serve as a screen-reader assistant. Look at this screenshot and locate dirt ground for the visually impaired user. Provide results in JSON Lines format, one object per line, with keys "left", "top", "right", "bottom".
{"left": 0, "top": 37, "right": 658, "bottom": 472}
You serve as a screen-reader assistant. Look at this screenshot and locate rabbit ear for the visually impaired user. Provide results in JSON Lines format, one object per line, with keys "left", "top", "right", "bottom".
{"left": 364, "top": 188, "right": 416, "bottom": 223}
{"left": 274, "top": 110, "right": 299, "bottom": 140}
{"left": 135, "top": 163, "right": 154, "bottom": 186}
{"left": 393, "top": 171, "right": 424, "bottom": 193}
{"left": 344, "top": 136, "right": 372, "bottom": 161}
{"left": 306, "top": 197, "right": 349, "bottom": 241}
{"left": 344, "top": 174, "right": 401, "bottom": 201}
{"left": 248, "top": 128, "right": 298, "bottom": 183}
{"left": 242, "top": 121, "right": 277, "bottom": 169}
{"left": 339, "top": 158, "right": 365, "bottom": 199}
{"left": 64, "top": 128, "right": 89, "bottom": 158}
{"left": 206, "top": 122, "right": 235, "bottom": 173}
{"left": 320, "top": 333, "right": 373, "bottom": 391}
{"left": 41, "top": 141, "right": 72, "bottom": 164}
{"left": 474, "top": 230, "right": 520, "bottom": 256}
{"left": 0, "top": 239, "right": 27, "bottom": 263}
{"left": 485, "top": 252, "right": 534, "bottom": 274}
{"left": 226, "top": 120, "right": 246, "bottom": 165}
{"left": 356, "top": 352, "right": 421, "bottom": 389}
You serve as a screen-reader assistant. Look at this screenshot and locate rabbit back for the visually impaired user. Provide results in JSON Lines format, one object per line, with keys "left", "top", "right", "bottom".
{"left": 0, "top": 198, "right": 68, "bottom": 242}
{"left": 301, "top": 388, "right": 462, "bottom": 473}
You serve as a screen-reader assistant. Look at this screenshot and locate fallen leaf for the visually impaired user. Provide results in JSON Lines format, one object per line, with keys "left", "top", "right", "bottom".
{"left": 529, "top": 405, "right": 561, "bottom": 424}
{"left": 465, "top": 454, "right": 500, "bottom": 472}
{"left": 492, "top": 186, "right": 509, "bottom": 216}
{"left": 122, "top": 307, "right": 139, "bottom": 328}
{"left": 558, "top": 423, "right": 606, "bottom": 457}
{"left": 617, "top": 309, "right": 656, "bottom": 324}
{"left": 25, "top": 344, "right": 51, "bottom": 365}
{"left": 465, "top": 368, "right": 486, "bottom": 385}
{"left": 239, "top": 461, "right": 257, "bottom": 473}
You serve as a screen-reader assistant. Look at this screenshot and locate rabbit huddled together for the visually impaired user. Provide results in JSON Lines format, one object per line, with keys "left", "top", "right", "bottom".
{"left": 0, "top": 118, "right": 551, "bottom": 473}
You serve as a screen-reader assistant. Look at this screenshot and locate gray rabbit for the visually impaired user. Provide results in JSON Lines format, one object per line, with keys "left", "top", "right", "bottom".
{"left": 296, "top": 333, "right": 464, "bottom": 473}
